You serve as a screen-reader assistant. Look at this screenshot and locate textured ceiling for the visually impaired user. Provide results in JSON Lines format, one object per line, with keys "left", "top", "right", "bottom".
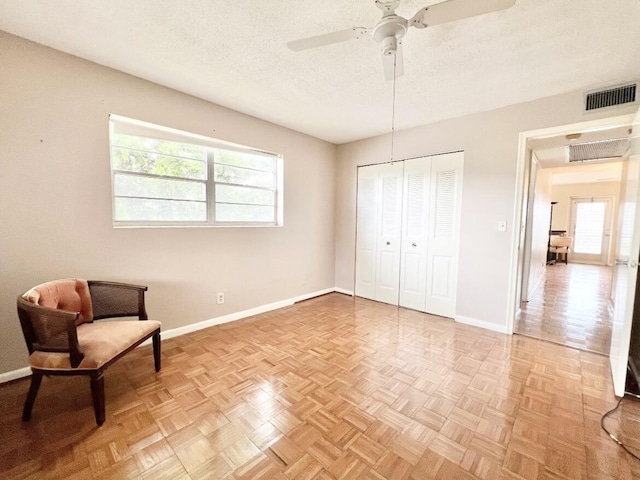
{"left": 0, "top": 0, "right": 638, "bottom": 144}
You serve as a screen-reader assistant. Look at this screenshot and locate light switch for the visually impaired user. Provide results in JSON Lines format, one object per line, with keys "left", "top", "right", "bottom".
{"left": 497, "top": 220, "right": 507, "bottom": 232}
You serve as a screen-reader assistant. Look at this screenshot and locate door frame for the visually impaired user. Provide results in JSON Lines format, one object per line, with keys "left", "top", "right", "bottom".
{"left": 506, "top": 112, "right": 637, "bottom": 335}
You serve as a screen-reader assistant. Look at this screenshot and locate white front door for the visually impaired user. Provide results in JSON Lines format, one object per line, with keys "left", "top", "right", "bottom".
{"left": 569, "top": 197, "right": 613, "bottom": 264}
{"left": 610, "top": 110, "right": 640, "bottom": 397}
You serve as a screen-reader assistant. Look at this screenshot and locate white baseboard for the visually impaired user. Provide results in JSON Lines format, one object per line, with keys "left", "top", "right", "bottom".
{"left": 160, "top": 288, "right": 335, "bottom": 341}
{"left": 334, "top": 288, "right": 354, "bottom": 296}
{"left": 0, "top": 287, "right": 362, "bottom": 383}
{"left": 455, "top": 315, "right": 509, "bottom": 334}
{"left": 0, "top": 366, "right": 31, "bottom": 383}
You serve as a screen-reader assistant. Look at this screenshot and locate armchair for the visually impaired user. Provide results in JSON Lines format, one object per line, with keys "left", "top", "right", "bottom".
{"left": 17, "top": 278, "right": 161, "bottom": 426}
{"left": 549, "top": 235, "right": 573, "bottom": 264}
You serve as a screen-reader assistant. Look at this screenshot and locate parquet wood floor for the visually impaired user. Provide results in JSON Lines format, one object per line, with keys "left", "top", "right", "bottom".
{"left": 1, "top": 293, "right": 639, "bottom": 479}
{"left": 516, "top": 263, "right": 613, "bottom": 355}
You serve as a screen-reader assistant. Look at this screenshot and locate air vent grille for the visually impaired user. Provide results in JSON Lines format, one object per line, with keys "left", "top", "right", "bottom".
{"left": 585, "top": 84, "right": 637, "bottom": 111}
{"left": 568, "top": 138, "right": 629, "bottom": 163}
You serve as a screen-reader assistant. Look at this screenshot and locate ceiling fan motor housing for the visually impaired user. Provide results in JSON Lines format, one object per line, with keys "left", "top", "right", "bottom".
{"left": 372, "top": 15, "right": 407, "bottom": 55}
{"left": 381, "top": 36, "right": 397, "bottom": 56}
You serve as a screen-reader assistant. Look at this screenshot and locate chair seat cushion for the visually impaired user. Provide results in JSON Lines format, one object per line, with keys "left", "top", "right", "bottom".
{"left": 29, "top": 320, "right": 161, "bottom": 371}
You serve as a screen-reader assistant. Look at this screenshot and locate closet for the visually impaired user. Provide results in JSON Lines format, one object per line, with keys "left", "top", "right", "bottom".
{"left": 355, "top": 152, "right": 463, "bottom": 318}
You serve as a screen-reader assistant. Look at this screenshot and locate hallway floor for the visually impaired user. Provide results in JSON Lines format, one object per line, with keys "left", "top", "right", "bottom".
{"left": 515, "top": 263, "right": 613, "bottom": 355}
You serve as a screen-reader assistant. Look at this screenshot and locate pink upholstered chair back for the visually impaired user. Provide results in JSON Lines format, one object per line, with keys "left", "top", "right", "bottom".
{"left": 23, "top": 279, "right": 94, "bottom": 325}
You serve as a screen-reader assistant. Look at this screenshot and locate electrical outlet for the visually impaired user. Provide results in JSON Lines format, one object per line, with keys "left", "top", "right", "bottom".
{"left": 217, "top": 292, "right": 224, "bottom": 304}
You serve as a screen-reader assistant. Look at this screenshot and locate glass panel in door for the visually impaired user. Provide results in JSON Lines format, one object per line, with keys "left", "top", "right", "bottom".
{"left": 569, "top": 197, "right": 612, "bottom": 264}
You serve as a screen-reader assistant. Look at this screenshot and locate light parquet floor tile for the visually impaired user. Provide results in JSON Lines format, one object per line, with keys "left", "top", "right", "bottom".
{"left": 1, "top": 293, "right": 639, "bottom": 479}
{"left": 516, "top": 263, "right": 613, "bottom": 355}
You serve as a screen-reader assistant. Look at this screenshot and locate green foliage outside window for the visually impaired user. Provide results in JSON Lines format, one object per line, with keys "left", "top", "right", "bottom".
{"left": 110, "top": 131, "right": 278, "bottom": 224}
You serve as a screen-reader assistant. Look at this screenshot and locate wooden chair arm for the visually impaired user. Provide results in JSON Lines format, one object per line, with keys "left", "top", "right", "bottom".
{"left": 87, "top": 280, "right": 148, "bottom": 321}
{"left": 17, "top": 297, "right": 84, "bottom": 367}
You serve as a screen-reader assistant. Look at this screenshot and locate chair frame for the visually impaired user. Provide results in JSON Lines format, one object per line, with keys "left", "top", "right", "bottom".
{"left": 17, "top": 280, "right": 161, "bottom": 426}
{"left": 549, "top": 236, "right": 573, "bottom": 264}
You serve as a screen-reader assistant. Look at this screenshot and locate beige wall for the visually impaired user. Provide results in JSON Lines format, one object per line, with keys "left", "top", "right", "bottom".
{"left": 335, "top": 92, "right": 638, "bottom": 329}
{"left": 0, "top": 32, "right": 337, "bottom": 375}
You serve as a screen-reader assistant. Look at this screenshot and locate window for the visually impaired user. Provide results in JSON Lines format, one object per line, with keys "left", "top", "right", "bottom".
{"left": 109, "top": 115, "right": 283, "bottom": 227}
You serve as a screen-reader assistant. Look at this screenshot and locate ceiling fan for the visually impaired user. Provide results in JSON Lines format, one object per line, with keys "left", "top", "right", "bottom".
{"left": 287, "top": 0, "right": 517, "bottom": 80}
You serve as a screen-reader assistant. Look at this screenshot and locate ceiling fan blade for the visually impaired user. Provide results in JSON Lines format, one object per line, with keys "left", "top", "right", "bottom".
{"left": 382, "top": 43, "right": 404, "bottom": 81}
{"left": 287, "top": 27, "right": 369, "bottom": 52}
{"left": 411, "top": 0, "right": 516, "bottom": 28}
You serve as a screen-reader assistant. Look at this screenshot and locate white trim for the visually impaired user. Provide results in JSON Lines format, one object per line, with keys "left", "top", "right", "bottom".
{"left": 455, "top": 315, "right": 509, "bottom": 334}
{"left": 0, "top": 366, "right": 31, "bottom": 383}
{"left": 527, "top": 266, "right": 546, "bottom": 298}
{"left": 110, "top": 114, "right": 281, "bottom": 158}
{"left": 334, "top": 288, "right": 354, "bottom": 296}
{"left": 506, "top": 113, "right": 637, "bottom": 336}
{"left": 160, "top": 288, "right": 335, "bottom": 341}
{"left": 0, "top": 288, "right": 340, "bottom": 384}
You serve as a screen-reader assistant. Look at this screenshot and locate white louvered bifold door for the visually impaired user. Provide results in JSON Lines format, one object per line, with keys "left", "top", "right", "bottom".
{"left": 375, "top": 162, "right": 404, "bottom": 305}
{"left": 355, "top": 154, "right": 463, "bottom": 317}
{"left": 425, "top": 152, "right": 464, "bottom": 317}
{"left": 355, "top": 164, "right": 381, "bottom": 301}
{"left": 399, "top": 157, "right": 431, "bottom": 311}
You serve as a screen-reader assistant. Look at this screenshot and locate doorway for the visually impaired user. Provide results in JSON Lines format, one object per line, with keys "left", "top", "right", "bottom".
{"left": 509, "top": 115, "right": 635, "bottom": 356}
{"left": 518, "top": 161, "right": 620, "bottom": 354}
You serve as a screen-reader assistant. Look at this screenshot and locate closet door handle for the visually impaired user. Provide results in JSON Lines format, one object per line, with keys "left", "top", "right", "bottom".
{"left": 412, "top": 243, "right": 417, "bottom": 247}
{"left": 386, "top": 241, "right": 391, "bottom": 246}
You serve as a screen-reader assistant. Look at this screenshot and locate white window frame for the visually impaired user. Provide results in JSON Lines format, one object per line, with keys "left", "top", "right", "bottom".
{"left": 109, "top": 115, "right": 284, "bottom": 228}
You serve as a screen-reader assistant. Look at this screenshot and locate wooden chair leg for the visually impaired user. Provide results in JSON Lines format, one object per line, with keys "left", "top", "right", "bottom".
{"left": 153, "top": 331, "right": 161, "bottom": 372}
{"left": 90, "top": 372, "right": 105, "bottom": 426}
{"left": 22, "top": 370, "right": 43, "bottom": 421}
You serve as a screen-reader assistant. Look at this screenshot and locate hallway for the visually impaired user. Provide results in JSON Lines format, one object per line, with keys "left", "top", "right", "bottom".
{"left": 515, "top": 263, "right": 613, "bottom": 354}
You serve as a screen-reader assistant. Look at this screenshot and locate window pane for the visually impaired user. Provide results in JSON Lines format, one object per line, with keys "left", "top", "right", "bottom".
{"left": 115, "top": 197, "right": 206, "bottom": 222}
{"left": 112, "top": 134, "right": 204, "bottom": 160}
{"left": 216, "top": 204, "right": 275, "bottom": 222}
{"left": 214, "top": 164, "right": 274, "bottom": 189}
{"left": 111, "top": 132, "right": 207, "bottom": 180}
{"left": 115, "top": 173, "right": 206, "bottom": 201}
{"left": 112, "top": 147, "right": 207, "bottom": 180}
{"left": 215, "top": 149, "right": 274, "bottom": 172}
{"left": 215, "top": 184, "right": 274, "bottom": 206}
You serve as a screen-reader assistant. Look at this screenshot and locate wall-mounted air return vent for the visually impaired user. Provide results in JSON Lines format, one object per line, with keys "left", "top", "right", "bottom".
{"left": 568, "top": 138, "right": 629, "bottom": 163}
{"left": 585, "top": 83, "right": 637, "bottom": 112}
